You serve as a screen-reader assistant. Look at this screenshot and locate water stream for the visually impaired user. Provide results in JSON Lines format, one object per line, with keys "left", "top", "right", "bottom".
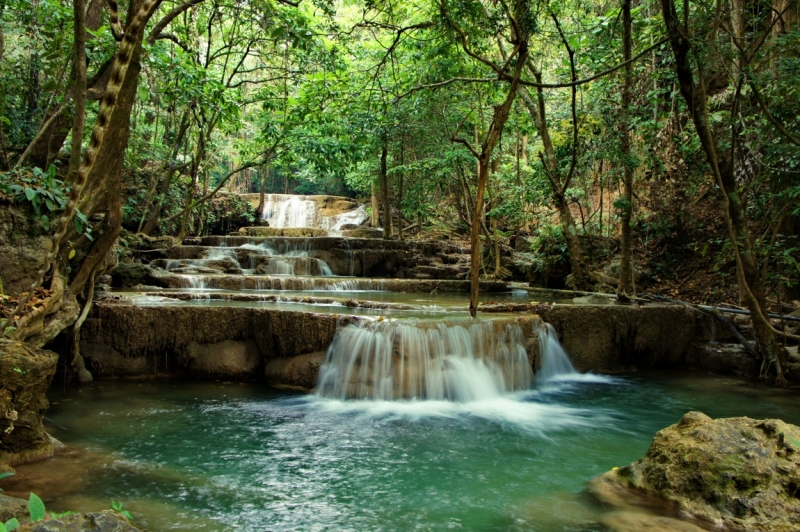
{"left": 18, "top": 373, "right": 800, "bottom": 531}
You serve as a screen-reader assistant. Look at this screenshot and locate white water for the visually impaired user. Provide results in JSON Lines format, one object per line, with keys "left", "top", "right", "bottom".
{"left": 316, "top": 319, "right": 533, "bottom": 401}
{"left": 234, "top": 240, "right": 334, "bottom": 277}
{"left": 261, "top": 194, "right": 368, "bottom": 229}
{"left": 536, "top": 323, "right": 579, "bottom": 382}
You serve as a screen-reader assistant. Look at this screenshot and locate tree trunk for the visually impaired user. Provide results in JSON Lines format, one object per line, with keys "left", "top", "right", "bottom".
{"left": 255, "top": 166, "right": 267, "bottom": 218}
{"left": 617, "top": 0, "right": 635, "bottom": 298}
{"left": 660, "top": 0, "right": 792, "bottom": 382}
{"left": 468, "top": 39, "right": 529, "bottom": 317}
{"left": 397, "top": 142, "right": 404, "bottom": 240}
{"left": 371, "top": 183, "right": 379, "bottom": 228}
{"left": 379, "top": 138, "right": 393, "bottom": 239}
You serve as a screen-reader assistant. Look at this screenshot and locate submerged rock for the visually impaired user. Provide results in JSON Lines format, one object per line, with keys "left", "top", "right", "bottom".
{"left": 591, "top": 411, "right": 800, "bottom": 531}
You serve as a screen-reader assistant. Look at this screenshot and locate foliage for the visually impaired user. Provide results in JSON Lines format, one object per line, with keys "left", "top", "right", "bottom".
{"left": 0, "top": 166, "right": 92, "bottom": 238}
{"left": 110, "top": 500, "right": 134, "bottom": 521}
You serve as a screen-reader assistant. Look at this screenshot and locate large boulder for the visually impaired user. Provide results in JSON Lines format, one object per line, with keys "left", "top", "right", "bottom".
{"left": 0, "top": 340, "right": 59, "bottom": 469}
{"left": 591, "top": 411, "right": 800, "bottom": 531}
{"left": 110, "top": 263, "right": 166, "bottom": 288}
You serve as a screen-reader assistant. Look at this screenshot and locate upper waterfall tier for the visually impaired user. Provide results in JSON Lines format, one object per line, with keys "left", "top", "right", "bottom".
{"left": 240, "top": 194, "right": 368, "bottom": 230}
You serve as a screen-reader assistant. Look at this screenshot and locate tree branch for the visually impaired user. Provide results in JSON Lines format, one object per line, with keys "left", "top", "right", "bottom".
{"left": 147, "top": 0, "right": 205, "bottom": 46}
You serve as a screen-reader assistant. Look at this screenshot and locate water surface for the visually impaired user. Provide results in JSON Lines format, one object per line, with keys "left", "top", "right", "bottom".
{"left": 11, "top": 373, "right": 800, "bottom": 531}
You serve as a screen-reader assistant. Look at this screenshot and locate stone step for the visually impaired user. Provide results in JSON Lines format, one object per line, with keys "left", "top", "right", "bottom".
{"left": 168, "top": 238, "right": 470, "bottom": 278}
{"left": 149, "top": 270, "right": 509, "bottom": 293}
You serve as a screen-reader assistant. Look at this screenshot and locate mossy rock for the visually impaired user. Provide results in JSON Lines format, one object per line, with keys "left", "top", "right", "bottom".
{"left": 592, "top": 411, "right": 800, "bottom": 531}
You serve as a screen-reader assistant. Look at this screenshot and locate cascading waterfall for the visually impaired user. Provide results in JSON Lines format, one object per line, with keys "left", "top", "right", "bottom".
{"left": 260, "top": 195, "right": 368, "bottom": 229}
{"left": 262, "top": 195, "right": 318, "bottom": 228}
{"left": 316, "top": 319, "right": 532, "bottom": 401}
{"left": 237, "top": 239, "right": 334, "bottom": 277}
{"left": 535, "top": 323, "right": 577, "bottom": 382}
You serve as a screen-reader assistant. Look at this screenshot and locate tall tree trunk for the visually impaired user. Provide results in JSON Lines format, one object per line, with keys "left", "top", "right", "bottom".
{"left": 660, "top": 0, "right": 792, "bottom": 383}
{"left": 371, "top": 183, "right": 379, "bottom": 228}
{"left": 379, "top": 137, "right": 393, "bottom": 239}
{"left": 617, "top": 0, "right": 635, "bottom": 298}
{"left": 397, "top": 142, "right": 404, "bottom": 240}
{"left": 467, "top": 41, "right": 529, "bottom": 317}
{"left": 255, "top": 166, "right": 267, "bottom": 218}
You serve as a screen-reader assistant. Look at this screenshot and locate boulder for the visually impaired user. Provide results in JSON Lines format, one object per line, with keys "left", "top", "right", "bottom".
{"left": 110, "top": 263, "right": 164, "bottom": 288}
{"left": 0, "top": 494, "right": 27, "bottom": 523}
{"left": 23, "top": 510, "right": 142, "bottom": 531}
{"left": 591, "top": 411, "right": 800, "bottom": 531}
{"left": 0, "top": 340, "right": 58, "bottom": 468}
{"left": 264, "top": 352, "right": 327, "bottom": 392}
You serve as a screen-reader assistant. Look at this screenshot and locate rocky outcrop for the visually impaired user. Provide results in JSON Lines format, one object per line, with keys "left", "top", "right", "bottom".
{"left": 80, "top": 305, "right": 355, "bottom": 379}
{"left": 0, "top": 495, "right": 140, "bottom": 532}
{"left": 0, "top": 341, "right": 59, "bottom": 469}
{"left": 591, "top": 411, "right": 800, "bottom": 532}
{"left": 264, "top": 352, "right": 327, "bottom": 392}
{"left": 109, "top": 263, "right": 170, "bottom": 288}
{"left": 534, "top": 303, "right": 698, "bottom": 372}
{"left": 0, "top": 494, "right": 27, "bottom": 522}
{"left": 684, "top": 343, "right": 762, "bottom": 379}
{"left": 23, "top": 511, "right": 142, "bottom": 531}
{"left": 181, "top": 340, "right": 262, "bottom": 380}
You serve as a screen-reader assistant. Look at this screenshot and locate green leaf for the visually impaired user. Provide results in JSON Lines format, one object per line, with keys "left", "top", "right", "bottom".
{"left": 29, "top": 492, "right": 46, "bottom": 522}
{"left": 24, "top": 187, "right": 36, "bottom": 202}
{"left": 0, "top": 521, "right": 7, "bottom": 532}
{"left": 0, "top": 472, "right": 14, "bottom": 482}
{"left": 4, "top": 518, "right": 19, "bottom": 531}
{"left": 41, "top": 215, "right": 50, "bottom": 232}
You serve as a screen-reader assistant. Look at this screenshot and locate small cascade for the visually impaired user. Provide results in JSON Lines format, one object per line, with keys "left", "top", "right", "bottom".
{"left": 180, "top": 275, "right": 210, "bottom": 299}
{"left": 536, "top": 323, "right": 577, "bottom": 382}
{"left": 236, "top": 239, "right": 334, "bottom": 277}
{"left": 316, "top": 319, "right": 532, "bottom": 401}
{"left": 321, "top": 204, "right": 369, "bottom": 231}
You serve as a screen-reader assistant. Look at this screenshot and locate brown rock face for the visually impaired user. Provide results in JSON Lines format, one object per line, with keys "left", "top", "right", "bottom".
{"left": 592, "top": 411, "right": 800, "bottom": 532}
{"left": 534, "top": 304, "right": 697, "bottom": 372}
{"left": 181, "top": 340, "right": 262, "bottom": 380}
{"left": 264, "top": 352, "right": 327, "bottom": 392}
{"left": 0, "top": 340, "right": 58, "bottom": 467}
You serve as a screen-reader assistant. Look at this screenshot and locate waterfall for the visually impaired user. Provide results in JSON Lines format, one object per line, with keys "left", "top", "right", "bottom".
{"left": 321, "top": 204, "right": 369, "bottom": 231}
{"left": 238, "top": 239, "right": 334, "bottom": 277}
{"left": 262, "top": 195, "right": 318, "bottom": 228}
{"left": 536, "top": 323, "right": 577, "bottom": 382}
{"left": 260, "top": 195, "right": 368, "bottom": 229}
{"left": 316, "top": 319, "right": 532, "bottom": 401}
